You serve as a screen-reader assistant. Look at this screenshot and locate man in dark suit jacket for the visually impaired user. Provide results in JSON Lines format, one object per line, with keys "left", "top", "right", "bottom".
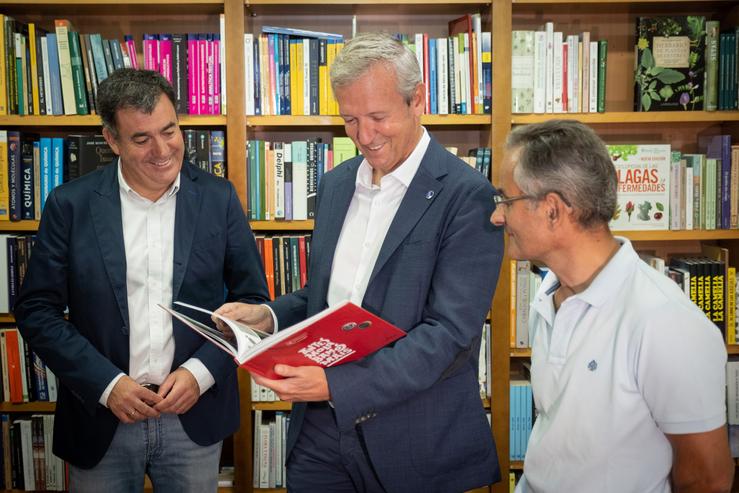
{"left": 217, "top": 33, "right": 503, "bottom": 492}
{"left": 14, "top": 69, "right": 269, "bottom": 492}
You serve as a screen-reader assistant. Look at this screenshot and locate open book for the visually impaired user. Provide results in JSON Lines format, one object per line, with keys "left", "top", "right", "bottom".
{"left": 160, "top": 301, "right": 406, "bottom": 379}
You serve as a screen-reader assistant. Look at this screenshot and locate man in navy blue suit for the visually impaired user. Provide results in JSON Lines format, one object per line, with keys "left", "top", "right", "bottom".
{"left": 217, "top": 32, "right": 503, "bottom": 492}
{"left": 14, "top": 69, "right": 270, "bottom": 492}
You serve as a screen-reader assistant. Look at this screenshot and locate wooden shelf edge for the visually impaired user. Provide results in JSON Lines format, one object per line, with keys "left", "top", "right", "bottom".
{"left": 248, "top": 0, "right": 489, "bottom": 4}
{"left": 510, "top": 348, "right": 531, "bottom": 358}
{"left": 728, "top": 345, "right": 739, "bottom": 355}
{"left": 0, "top": 315, "right": 15, "bottom": 323}
{"left": 513, "top": 111, "right": 739, "bottom": 125}
{"left": 510, "top": 460, "right": 523, "bottom": 470}
{"left": 247, "top": 114, "right": 490, "bottom": 126}
{"left": 616, "top": 230, "right": 739, "bottom": 241}
{"left": 252, "top": 401, "right": 292, "bottom": 411}
{"left": 0, "top": 220, "right": 40, "bottom": 231}
{"left": 0, "top": 402, "right": 56, "bottom": 413}
{"left": 250, "top": 220, "right": 314, "bottom": 231}
{"left": 0, "top": 115, "right": 225, "bottom": 126}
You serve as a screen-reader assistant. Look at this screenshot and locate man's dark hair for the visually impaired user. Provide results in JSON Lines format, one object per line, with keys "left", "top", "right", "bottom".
{"left": 96, "top": 68, "right": 177, "bottom": 138}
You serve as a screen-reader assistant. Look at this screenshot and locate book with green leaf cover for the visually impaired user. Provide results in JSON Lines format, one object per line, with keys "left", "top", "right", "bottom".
{"left": 634, "top": 16, "right": 706, "bottom": 111}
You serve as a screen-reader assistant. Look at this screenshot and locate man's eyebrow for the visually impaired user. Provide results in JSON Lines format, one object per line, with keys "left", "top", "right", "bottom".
{"left": 131, "top": 121, "right": 177, "bottom": 140}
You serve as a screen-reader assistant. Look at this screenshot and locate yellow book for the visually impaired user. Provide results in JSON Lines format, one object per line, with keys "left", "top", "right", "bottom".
{"left": 331, "top": 41, "right": 344, "bottom": 115}
{"left": 28, "top": 23, "right": 40, "bottom": 116}
{"left": 325, "top": 40, "right": 335, "bottom": 115}
{"left": 0, "top": 130, "right": 8, "bottom": 221}
{"left": 728, "top": 267, "right": 736, "bottom": 345}
{"left": 290, "top": 39, "right": 299, "bottom": 116}
{"left": 296, "top": 39, "right": 304, "bottom": 116}
{"left": 0, "top": 15, "right": 7, "bottom": 115}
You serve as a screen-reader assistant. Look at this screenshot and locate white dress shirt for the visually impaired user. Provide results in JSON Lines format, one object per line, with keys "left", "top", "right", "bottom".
{"left": 100, "top": 162, "right": 215, "bottom": 406}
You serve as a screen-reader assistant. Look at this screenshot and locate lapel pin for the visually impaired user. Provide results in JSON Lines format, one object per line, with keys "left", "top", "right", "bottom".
{"left": 587, "top": 360, "right": 598, "bottom": 371}
{"left": 425, "top": 191, "right": 435, "bottom": 200}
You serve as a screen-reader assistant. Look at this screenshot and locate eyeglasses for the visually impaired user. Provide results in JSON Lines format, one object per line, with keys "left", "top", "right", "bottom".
{"left": 492, "top": 193, "right": 536, "bottom": 207}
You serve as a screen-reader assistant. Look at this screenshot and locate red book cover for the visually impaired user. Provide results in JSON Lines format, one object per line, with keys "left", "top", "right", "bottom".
{"left": 161, "top": 300, "right": 406, "bottom": 379}
{"left": 3, "top": 329, "right": 24, "bottom": 403}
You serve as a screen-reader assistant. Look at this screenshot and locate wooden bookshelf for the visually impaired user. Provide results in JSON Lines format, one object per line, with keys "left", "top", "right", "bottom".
{"left": 249, "top": 220, "right": 314, "bottom": 231}
{"left": 513, "top": 111, "right": 739, "bottom": 125}
{"left": 0, "top": 221, "right": 39, "bottom": 231}
{"left": 0, "top": 315, "right": 15, "bottom": 323}
{"left": 0, "top": 402, "right": 56, "bottom": 413}
{"left": 0, "top": 115, "right": 226, "bottom": 126}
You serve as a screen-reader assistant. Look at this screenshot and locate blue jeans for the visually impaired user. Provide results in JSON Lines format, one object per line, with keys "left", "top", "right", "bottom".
{"left": 69, "top": 413, "right": 222, "bottom": 493}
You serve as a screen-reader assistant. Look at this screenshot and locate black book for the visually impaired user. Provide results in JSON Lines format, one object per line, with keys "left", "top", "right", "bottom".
{"left": 272, "top": 236, "right": 282, "bottom": 297}
{"left": 196, "top": 130, "right": 211, "bottom": 173}
{"left": 172, "top": 34, "right": 188, "bottom": 114}
{"left": 19, "top": 136, "right": 37, "bottom": 220}
{"left": 65, "top": 134, "right": 115, "bottom": 181}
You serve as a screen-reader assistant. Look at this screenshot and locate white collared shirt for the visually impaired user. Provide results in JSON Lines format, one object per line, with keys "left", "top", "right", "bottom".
{"left": 326, "top": 128, "right": 430, "bottom": 307}
{"left": 100, "top": 161, "right": 214, "bottom": 406}
{"left": 517, "top": 237, "right": 727, "bottom": 493}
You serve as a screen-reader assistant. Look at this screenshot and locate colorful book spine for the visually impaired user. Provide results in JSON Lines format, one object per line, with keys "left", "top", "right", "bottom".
{"left": 159, "top": 33, "right": 173, "bottom": 83}
{"left": 124, "top": 34, "right": 139, "bottom": 69}
{"left": 187, "top": 34, "right": 198, "bottom": 114}
{"left": 143, "top": 33, "right": 158, "bottom": 72}
{"left": 0, "top": 131, "right": 7, "bottom": 221}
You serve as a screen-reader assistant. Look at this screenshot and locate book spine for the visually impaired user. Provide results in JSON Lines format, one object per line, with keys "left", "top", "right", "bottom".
{"left": 0, "top": 131, "right": 8, "bottom": 221}
{"left": 54, "top": 21, "right": 76, "bottom": 115}
{"left": 187, "top": 34, "right": 197, "bottom": 114}
{"left": 7, "top": 131, "right": 20, "bottom": 221}
{"left": 597, "top": 39, "right": 607, "bottom": 113}
{"left": 704, "top": 21, "right": 719, "bottom": 111}
{"left": 124, "top": 34, "right": 139, "bottom": 69}
{"left": 20, "top": 137, "right": 34, "bottom": 220}
{"left": 68, "top": 30, "right": 88, "bottom": 114}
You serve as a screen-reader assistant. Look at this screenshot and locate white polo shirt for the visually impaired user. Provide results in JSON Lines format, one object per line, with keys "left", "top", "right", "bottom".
{"left": 516, "top": 237, "right": 726, "bottom": 493}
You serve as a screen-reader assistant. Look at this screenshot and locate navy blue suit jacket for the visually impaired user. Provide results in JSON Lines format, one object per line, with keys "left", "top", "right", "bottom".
{"left": 270, "top": 135, "right": 503, "bottom": 492}
{"left": 14, "top": 162, "right": 270, "bottom": 468}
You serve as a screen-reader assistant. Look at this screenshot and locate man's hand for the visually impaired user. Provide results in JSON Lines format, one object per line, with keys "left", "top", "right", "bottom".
{"left": 153, "top": 368, "right": 201, "bottom": 415}
{"left": 214, "top": 302, "right": 274, "bottom": 334}
{"left": 252, "top": 365, "right": 330, "bottom": 402}
{"left": 108, "top": 376, "right": 163, "bottom": 423}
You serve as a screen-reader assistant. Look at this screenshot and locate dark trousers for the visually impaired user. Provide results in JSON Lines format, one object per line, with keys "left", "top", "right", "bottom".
{"left": 287, "top": 402, "right": 387, "bottom": 493}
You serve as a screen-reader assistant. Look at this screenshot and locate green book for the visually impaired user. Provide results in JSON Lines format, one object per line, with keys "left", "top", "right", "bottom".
{"left": 597, "top": 39, "right": 607, "bottom": 113}
{"left": 68, "top": 30, "right": 88, "bottom": 114}
{"left": 704, "top": 20, "right": 719, "bottom": 111}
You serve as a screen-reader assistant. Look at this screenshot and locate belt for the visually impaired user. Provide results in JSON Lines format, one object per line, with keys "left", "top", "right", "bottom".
{"left": 141, "top": 383, "right": 160, "bottom": 393}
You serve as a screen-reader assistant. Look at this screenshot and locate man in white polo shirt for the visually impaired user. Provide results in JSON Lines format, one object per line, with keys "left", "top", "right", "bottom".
{"left": 491, "top": 119, "right": 733, "bottom": 493}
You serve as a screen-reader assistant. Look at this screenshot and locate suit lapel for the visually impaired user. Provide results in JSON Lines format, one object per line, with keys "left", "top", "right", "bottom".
{"left": 172, "top": 166, "right": 201, "bottom": 300}
{"left": 90, "top": 161, "right": 129, "bottom": 330}
{"left": 367, "top": 138, "right": 446, "bottom": 286}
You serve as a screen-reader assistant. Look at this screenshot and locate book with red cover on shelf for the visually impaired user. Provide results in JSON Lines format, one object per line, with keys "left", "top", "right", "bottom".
{"left": 160, "top": 300, "right": 406, "bottom": 379}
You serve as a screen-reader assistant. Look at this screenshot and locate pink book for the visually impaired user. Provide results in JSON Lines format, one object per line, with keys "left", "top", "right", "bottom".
{"left": 159, "top": 34, "right": 173, "bottom": 83}
{"left": 187, "top": 34, "right": 198, "bottom": 114}
{"left": 198, "top": 34, "right": 207, "bottom": 115}
{"left": 206, "top": 35, "right": 214, "bottom": 115}
{"left": 124, "top": 35, "right": 139, "bottom": 69}
{"left": 213, "top": 35, "right": 220, "bottom": 115}
{"left": 143, "top": 34, "right": 159, "bottom": 72}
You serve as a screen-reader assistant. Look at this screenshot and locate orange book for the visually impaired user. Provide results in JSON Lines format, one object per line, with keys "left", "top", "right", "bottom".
{"left": 3, "top": 329, "right": 24, "bottom": 403}
{"left": 263, "top": 237, "right": 275, "bottom": 300}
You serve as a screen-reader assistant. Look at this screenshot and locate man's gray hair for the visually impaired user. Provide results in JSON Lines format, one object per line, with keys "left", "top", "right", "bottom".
{"left": 330, "top": 32, "right": 422, "bottom": 104}
{"left": 96, "top": 68, "right": 177, "bottom": 138}
{"left": 507, "top": 119, "right": 618, "bottom": 228}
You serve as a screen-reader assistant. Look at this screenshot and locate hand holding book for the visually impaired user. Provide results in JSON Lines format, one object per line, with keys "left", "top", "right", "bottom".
{"left": 160, "top": 301, "right": 406, "bottom": 379}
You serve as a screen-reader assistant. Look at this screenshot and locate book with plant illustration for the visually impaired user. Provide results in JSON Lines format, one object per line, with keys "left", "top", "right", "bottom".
{"left": 608, "top": 144, "right": 671, "bottom": 231}
{"left": 634, "top": 16, "right": 706, "bottom": 111}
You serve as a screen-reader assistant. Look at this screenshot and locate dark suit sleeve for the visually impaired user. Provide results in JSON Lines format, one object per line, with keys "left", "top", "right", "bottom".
{"left": 188, "top": 181, "right": 270, "bottom": 385}
{"left": 326, "top": 177, "right": 503, "bottom": 431}
{"left": 14, "top": 190, "right": 123, "bottom": 415}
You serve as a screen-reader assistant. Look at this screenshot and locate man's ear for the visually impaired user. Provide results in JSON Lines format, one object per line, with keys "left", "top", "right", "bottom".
{"left": 411, "top": 83, "right": 425, "bottom": 116}
{"left": 102, "top": 127, "right": 120, "bottom": 156}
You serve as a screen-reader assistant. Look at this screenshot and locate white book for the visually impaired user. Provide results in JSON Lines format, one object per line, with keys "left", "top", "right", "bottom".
{"left": 511, "top": 31, "right": 534, "bottom": 114}
{"left": 18, "top": 419, "right": 35, "bottom": 490}
{"left": 414, "top": 33, "right": 425, "bottom": 108}
{"left": 552, "top": 31, "right": 563, "bottom": 113}
{"left": 533, "top": 30, "right": 546, "bottom": 114}
{"left": 41, "top": 37, "right": 54, "bottom": 115}
{"left": 453, "top": 36, "right": 462, "bottom": 114}
{"left": 472, "top": 13, "right": 483, "bottom": 111}
{"left": 268, "top": 420, "right": 276, "bottom": 486}
{"left": 259, "top": 423, "right": 270, "bottom": 487}
{"left": 250, "top": 377, "right": 261, "bottom": 401}
{"left": 253, "top": 409, "right": 262, "bottom": 487}
{"left": 273, "top": 142, "right": 285, "bottom": 219}
{"left": 589, "top": 40, "right": 598, "bottom": 112}
{"left": 0, "top": 234, "right": 8, "bottom": 313}
{"left": 43, "top": 415, "right": 55, "bottom": 490}
{"left": 462, "top": 33, "right": 471, "bottom": 114}
{"left": 581, "top": 32, "right": 590, "bottom": 113}
{"left": 544, "top": 21, "right": 554, "bottom": 113}
{"left": 54, "top": 22, "right": 77, "bottom": 115}
{"left": 243, "top": 34, "right": 255, "bottom": 116}
{"left": 566, "top": 35, "right": 578, "bottom": 113}
{"left": 669, "top": 153, "right": 682, "bottom": 230}
{"left": 46, "top": 366, "right": 58, "bottom": 401}
{"left": 436, "top": 38, "right": 449, "bottom": 115}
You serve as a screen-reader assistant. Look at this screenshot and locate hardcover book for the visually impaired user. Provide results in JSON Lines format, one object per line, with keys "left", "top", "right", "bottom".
{"left": 161, "top": 300, "right": 405, "bottom": 379}
{"left": 634, "top": 16, "right": 706, "bottom": 111}
{"left": 608, "top": 144, "right": 671, "bottom": 231}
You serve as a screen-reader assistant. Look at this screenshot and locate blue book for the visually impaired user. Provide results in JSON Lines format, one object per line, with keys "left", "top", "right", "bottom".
{"left": 39, "top": 137, "right": 52, "bottom": 212}
{"left": 209, "top": 130, "right": 225, "bottom": 178}
{"left": 261, "top": 25, "right": 342, "bottom": 41}
{"left": 51, "top": 137, "right": 64, "bottom": 188}
{"left": 45, "top": 33, "right": 64, "bottom": 115}
{"left": 89, "top": 33, "right": 109, "bottom": 83}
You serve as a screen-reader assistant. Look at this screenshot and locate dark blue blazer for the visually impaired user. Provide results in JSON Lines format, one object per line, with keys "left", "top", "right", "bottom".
{"left": 14, "top": 162, "right": 270, "bottom": 468}
{"left": 270, "top": 135, "right": 503, "bottom": 492}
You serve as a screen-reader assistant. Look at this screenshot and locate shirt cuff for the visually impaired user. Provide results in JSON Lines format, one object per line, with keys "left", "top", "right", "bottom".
{"left": 100, "top": 373, "right": 125, "bottom": 407}
{"left": 181, "top": 358, "right": 216, "bottom": 395}
{"left": 265, "top": 304, "right": 279, "bottom": 332}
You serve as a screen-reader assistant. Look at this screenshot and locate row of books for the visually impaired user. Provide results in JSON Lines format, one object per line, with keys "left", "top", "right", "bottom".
{"left": 253, "top": 410, "right": 288, "bottom": 488}
{"left": 183, "top": 129, "right": 226, "bottom": 178}
{"left": 0, "top": 13, "right": 227, "bottom": 116}
{"left": 511, "top": 25, "right": 607, "bottom": 114}
{"left": 0, "top": 328, "right": 58, "bottom": 404}
{"left": 704, "top": 22, "right": 739, "bottom": 111}
{"left": 245, "top": 137, "right": 357, "bottom": 222}
{"left": 607, "top": 139, "right": 739, "bottom": 232}
{"left": 509, "top": 260, "right": 545, "bottom": 349}
{"left": 509, "top": 379, "right": 533, "bottom": 461}
{"left": 254, "top": 234, "right": 312, "bottom": 301}
{"left": 449, "top": 146, "right": 492, "bottom": 180}
{"left": 0, "top": 414, "right": 66, "bottom": 491}
{"left": 0, "top": 234, "right": 33, "bottom": 315}
{"left": 402, "top": 13, "right": 492, "bottom": 115}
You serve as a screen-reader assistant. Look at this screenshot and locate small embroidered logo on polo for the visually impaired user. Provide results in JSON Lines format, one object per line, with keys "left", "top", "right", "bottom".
{"left": 425, "top": 190, "right": 435, "bottom": 200}
{"left": 587, "top": 360, "right": 598, "bottom": 371}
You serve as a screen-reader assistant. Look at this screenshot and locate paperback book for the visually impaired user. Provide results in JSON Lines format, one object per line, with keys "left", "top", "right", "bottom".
{"left": 608, "top": 144, "right": 671, "bottom": 230}
{"left": 161, "top": 300, "right": 405, "bottom": 379}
